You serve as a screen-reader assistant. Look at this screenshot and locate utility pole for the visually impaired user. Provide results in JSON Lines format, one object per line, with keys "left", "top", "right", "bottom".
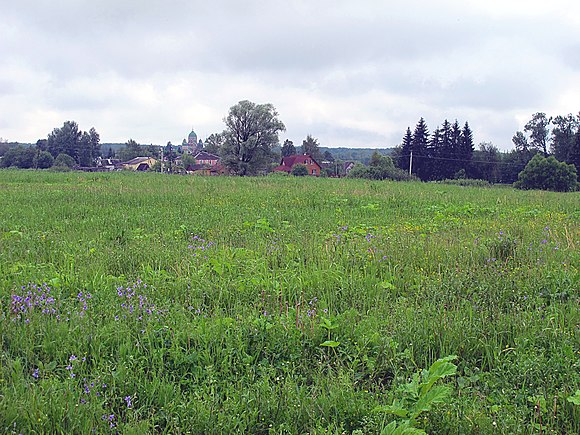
{"left": 409, "top": 151, "right": 413, "bottom": 176}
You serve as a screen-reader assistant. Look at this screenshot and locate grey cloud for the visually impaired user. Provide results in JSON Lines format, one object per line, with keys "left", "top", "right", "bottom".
{"left": 1, "top": 1, "right": 580, "bottom": 148}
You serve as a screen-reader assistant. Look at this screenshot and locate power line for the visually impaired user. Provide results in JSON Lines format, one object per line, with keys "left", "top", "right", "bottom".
{"left": 396, "top": 153, "right": 529, "bottom": 167}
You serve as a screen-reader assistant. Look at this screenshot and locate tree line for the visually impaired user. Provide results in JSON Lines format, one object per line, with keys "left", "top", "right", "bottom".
{"left": 385, "top": 113, "right": 578, "bottom": 191}
{"left": 1, "top": 104, "right": 577, "bottom": 190}
{"left": 0, "top": 121, "right": 101, "bottom": 169}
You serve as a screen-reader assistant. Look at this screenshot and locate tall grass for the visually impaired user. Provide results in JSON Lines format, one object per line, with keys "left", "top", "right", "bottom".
{"left": 0, "top": 170, "right": 578, "bottom": 433}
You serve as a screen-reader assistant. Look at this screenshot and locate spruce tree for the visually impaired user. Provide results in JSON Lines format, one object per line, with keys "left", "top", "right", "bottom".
{"left": 428, "top": 126, "right": 442, "bottom": 180}
{"left": 398, "top": 127, "right": 413, "bottom": 171}
{"left": 411, "top": 118, "right": 430, "bottom": 181}
{"left": 437, "top": 120, "right": 454, "bottom": 180}
{"left": 460, "top": 122, "right": 475, "bottom": 177}
{"left": 450, "top": 120, "right": 463, "bottom": 177}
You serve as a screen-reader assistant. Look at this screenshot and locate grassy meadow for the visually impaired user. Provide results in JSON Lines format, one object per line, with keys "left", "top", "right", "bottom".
{"left": 0, "top": 170, "right": 578, "bottom": 434}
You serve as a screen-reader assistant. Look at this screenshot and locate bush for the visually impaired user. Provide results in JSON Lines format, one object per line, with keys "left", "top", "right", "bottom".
{"left": 514, "top": 154, "right": 577, "bottom": 192}
{"left": 291, "top": 164, "right": 308, "bottom": 176}
{"left": 53, "top": 153, "right": 76, "bottom": 168}
{"left": 347, "top": 160, "right": 417, "bottom": 182}
{"left": 34, "top": 151, "right": 54, "bottom": 169}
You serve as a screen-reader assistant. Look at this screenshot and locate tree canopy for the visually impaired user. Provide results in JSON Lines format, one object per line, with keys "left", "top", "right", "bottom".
{"left": 301, "top": 135, "right": 322, "bottom": 162}
{"left": 46, "top": 121, "right": 100, "bottom": 166}
{"left": 220, "top": 100, "right": 285, "bottom": 175}
{"left": 281, "top": 139, "right": 296, "bottom": 158}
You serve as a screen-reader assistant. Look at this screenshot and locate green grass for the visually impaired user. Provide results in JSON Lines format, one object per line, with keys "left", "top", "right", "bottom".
{"left": 0, "top": 169, "right": 578, "bottom": 434}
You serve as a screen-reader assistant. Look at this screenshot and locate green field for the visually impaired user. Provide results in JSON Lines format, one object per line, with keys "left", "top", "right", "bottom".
{"left": 0, "top": 170, "right": 578, "bottom": 434}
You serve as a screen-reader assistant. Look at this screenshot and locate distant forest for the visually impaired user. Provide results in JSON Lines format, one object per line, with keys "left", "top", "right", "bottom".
{"left": 318, "top": 147, "right": 393, "bottom": 164}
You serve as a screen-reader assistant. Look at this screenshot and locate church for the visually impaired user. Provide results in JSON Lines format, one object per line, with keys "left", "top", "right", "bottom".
{"left": 181, "top": 129, "right": 204, "bottom": 154}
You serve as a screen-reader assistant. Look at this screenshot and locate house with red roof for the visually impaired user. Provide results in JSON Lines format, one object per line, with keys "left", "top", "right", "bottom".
{"left": 273, "top": 154, "right": 321, "bottom": 176}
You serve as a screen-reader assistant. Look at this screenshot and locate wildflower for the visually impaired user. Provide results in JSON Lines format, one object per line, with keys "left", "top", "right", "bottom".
{"left": 125, "top": 395, "right": 133, "bottom": 408}
{"left": 32, "top": 368, "right": 39, "bottom": 379}
{"left": 69, "top": 355, "right": 77, "bottom": 362}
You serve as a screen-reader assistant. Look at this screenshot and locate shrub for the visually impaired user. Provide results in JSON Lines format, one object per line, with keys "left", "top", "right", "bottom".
{"left": 53, "top": 153, "right": 76, "bottom": 168}
{"left": 514, "top": 154, "right": 577, "bottom": 192}
{"left": 34, "top": 151, "right": 54, "bottom": 169}
{"left": 347, "top": 160, "right": 417, "bottom": 181}
{"left": 291, "top": 164, "right": 308, "bottom": 176}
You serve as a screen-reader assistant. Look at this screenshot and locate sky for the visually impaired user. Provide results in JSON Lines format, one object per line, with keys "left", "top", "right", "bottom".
{"left": 1, "top": 0, "right": 579, "bottom": 150}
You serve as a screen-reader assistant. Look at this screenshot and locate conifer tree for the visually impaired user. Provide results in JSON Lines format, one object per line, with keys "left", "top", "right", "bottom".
{"left": 398, "top": 127, "right": 413, "bottom": 171}
{"left": 460, "top": 122, "right": 475, "bottom": 176}
{"left": 450, "top": 120, "right": 463, "bottom": 177}
{"left": 411, "top": 118, "right": 430, "bottom": 181}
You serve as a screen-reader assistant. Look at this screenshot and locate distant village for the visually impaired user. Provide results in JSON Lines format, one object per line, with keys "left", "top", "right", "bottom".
{"left": 97, "top": 129, "right": 358, "bottom": 177}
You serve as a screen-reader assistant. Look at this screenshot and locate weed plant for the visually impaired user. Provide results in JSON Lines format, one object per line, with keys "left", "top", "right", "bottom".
{"left": 0, "top": 170, "right": 578, "bottom": 433}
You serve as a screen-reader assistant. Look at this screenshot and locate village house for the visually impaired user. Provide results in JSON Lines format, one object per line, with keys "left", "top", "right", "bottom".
{"left": 273, "top": 154, "right": 321, "bottom": 176}
{"left": 194, "top": 151, "right": 220, "bottom": 166}
{"left": 185, "top": 151, "right": 223, "bottom": 175}
{"left": 123, "top": 156, "right": 157, "bottom": 171}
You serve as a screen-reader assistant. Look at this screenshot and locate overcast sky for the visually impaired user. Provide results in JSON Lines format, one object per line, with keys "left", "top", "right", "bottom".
{"left": 1, "top": 0, "right": 579, "bottom": 150}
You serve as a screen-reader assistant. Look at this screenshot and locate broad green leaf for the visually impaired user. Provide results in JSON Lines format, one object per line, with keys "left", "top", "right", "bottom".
{"left": 410, "top": 385, "right": 451, "bottom": 420}
{"left": 320, "top": 340, "right": 340, "bottom": 348}
{"left": 374, "top": 404, "right": 409, "bottom": 418}
{"left": 380, "top": 420, "right": 426, "bottom": 435}
{"left": 567, "top": 390, "right": 580, "bottom": 405}
{"left": 420, "top": 355, "right": 457, "bottom": 395}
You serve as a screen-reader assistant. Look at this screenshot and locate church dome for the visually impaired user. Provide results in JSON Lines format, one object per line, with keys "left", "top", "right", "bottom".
{"left": 188, "top": 130, "right": 198, "bottom": 144}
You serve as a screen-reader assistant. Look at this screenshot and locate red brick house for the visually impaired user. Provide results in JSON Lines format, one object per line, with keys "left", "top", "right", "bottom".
{"left": 273, "top": 154, "right": 321, "bottom": 176}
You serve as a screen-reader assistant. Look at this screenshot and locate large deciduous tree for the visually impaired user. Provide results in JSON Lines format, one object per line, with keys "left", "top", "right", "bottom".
{"left": 203, "top": 133, "right": 225, "bottom": 155}
{"left": 46, "top": 121, "right": 100, "bottom": 166}
{"left": 524, "top": 112, "right": 552, "bottom": 156}
{"left": 301, "top": 135, "right": 322, "bottom": 162}
{"left": 220, "top": 100, "right": 285, "bottom": 176}
{"left": 551, "top": 113, "right": 579, "bottom": 165}
{"left": 117, "top": 139, "right": 143, "bottom": 162}
{"left": 281, "top": 139, "right": 296, "bottom": 157}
